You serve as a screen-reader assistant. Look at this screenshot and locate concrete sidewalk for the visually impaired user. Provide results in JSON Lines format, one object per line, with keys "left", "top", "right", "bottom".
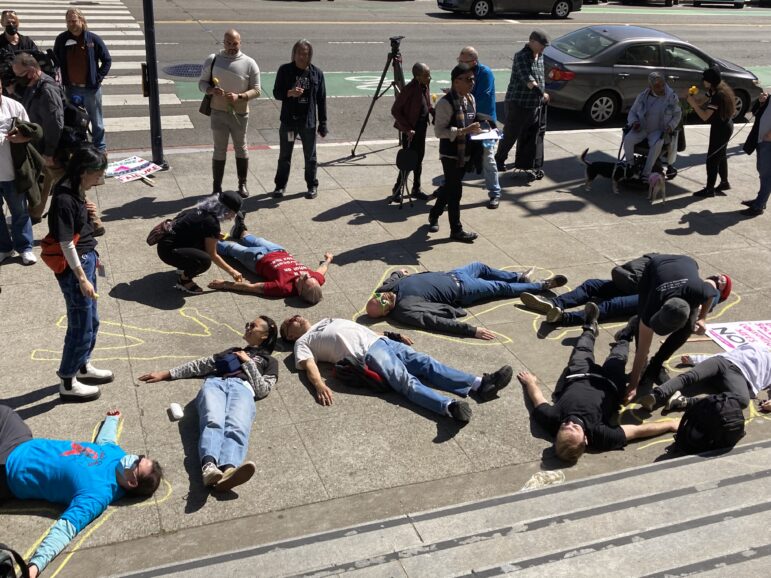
{"left": 1, "top": 124, "right": 770, "bottom": 577}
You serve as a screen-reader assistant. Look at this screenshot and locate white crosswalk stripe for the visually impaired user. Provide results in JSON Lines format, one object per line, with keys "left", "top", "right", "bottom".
{"left": 14, "top": 0, "right": 193, "bottom": 137}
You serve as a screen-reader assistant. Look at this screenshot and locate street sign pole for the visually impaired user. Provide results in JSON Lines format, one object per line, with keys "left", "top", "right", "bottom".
{"left": 142, "top": 0, "right": 168, "bottom": 169}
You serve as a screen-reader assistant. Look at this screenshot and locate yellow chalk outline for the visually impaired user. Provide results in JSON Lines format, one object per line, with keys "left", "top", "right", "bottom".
{"left": 31, "top": 307, "right": 243, "bottom": 362}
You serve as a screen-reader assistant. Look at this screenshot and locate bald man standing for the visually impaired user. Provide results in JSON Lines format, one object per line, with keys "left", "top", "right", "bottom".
{"left": 199, "top": 29, "right": 261, "bottom": 198}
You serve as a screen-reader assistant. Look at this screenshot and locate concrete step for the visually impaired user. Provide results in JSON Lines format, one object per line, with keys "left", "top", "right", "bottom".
{"left": 117, "top": 439, "right": 771, "bottom": 578}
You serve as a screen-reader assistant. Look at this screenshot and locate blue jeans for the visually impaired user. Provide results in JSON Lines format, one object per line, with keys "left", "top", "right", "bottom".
{"left": 751, "top": 141, "right": 771, "bottom": 210}
{"left": 66, "top": 86, "right": 105, "bottom": 151}
{"left": 0, "top": 181, "right": 33, "bottom": 254}
{"left": 275, "top": 124, "right": 317, "bottom": 189}
{"left": 196, "top": 377, "right": 256, "bottom": 467}
{"left": 554, "top": 278, "right": 639, "bottom": 325}
{"left": 453, "top": 262, "right": 542, "bottom": 307}
{"left": 217, "top": 235, "right": 284, "bottom": 271}
{"left": 482, "top": 140, "right": 501, "bottom": 198}
{"left": 364, "top": 338, "right": 476, "bottom": 416}
{"left": 56, "top": 251, "right": 99, "bottom": 377}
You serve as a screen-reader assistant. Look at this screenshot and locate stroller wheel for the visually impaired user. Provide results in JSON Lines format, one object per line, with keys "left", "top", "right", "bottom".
{"left": 665, "top": 166, "right": 678, "bottom": 180}
{"left": 534, "top": 170, "right": 545, "bottom": 180}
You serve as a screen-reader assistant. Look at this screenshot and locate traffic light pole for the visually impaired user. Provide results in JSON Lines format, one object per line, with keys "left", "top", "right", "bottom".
{"left": 142, "top": 0, "right": 168, "bottom": 169}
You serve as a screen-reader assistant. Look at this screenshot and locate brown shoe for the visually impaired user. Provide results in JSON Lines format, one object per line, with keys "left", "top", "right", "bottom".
{"left": 214, "top": 461, "right": 256, "bottom": 492}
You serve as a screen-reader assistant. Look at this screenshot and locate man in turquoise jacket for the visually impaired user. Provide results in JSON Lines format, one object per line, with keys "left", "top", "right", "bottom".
{"left": 0, "top": 405, "right": 163, "bottom": 577}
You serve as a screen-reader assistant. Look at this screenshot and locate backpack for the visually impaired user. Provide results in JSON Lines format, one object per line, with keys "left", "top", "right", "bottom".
{"left": 672, "top": 393, "right": 746, "bottom": 455}
{"left": 59, "top": 88, "right": 91, "bottom": 150}
{"left": 611, "top": 253, "right": 658, "bottom": 294}
{"left": 0, "top": 543, "right": 28, "bottom": 578}
{"left": 333, "top": 356, "right": 390, "bottom": 393}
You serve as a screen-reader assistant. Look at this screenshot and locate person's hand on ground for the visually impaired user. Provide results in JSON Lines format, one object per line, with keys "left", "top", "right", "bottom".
{"left": 680, "top": 354, "right": 695, "bottom": 366}
{"left": 138, "top": 371, "right": 171, "bottom": 383}
{"left": 693, "top": 319, "right": 707, "bottom": 335}
{"left": 474, "top": 327, "right": 495, "bottom": 340}
{"left": 315, "top": 383, "right": 333, "bottom": 406}
{"left": 758, "top": 399, "right": 771, "bottom": 413}
{"left": 400, "top": 334, "right": 414, "bottom": 346}
{"left": 106, "top": 409, "right": 121, "bottom": 417}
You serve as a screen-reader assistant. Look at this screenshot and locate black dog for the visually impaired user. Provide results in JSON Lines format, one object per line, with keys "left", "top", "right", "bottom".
{"left": 580, "top": 148, "right": 638, "bottom": 194}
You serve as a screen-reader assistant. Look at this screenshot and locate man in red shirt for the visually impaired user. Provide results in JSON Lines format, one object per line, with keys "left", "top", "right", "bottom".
{"left": 209, "top": 234, "right": 332, "bottom": 304}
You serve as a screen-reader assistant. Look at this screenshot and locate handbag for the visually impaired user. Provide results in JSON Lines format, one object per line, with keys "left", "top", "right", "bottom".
{"left": 146, "top": 218, "right": 173, "bottom": 246}
{"left": 40, "top": 233, "right": 80, "bottom": 274}
{"left": 0, "top": 542, "right": 29, "bottom": 578}
{"left": 199, "top": 55, "right": 216, "bottom": 116}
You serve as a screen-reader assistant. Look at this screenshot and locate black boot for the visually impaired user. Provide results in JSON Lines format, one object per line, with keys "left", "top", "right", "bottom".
{"left": 212, "top": 159, "right": 226, "bottom": 194}
{"left": 236, "top": 157, "right": 250, "bottom": 198}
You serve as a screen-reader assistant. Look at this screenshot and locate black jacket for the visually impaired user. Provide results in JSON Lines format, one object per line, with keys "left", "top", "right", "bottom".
{"left": 743, "top": 97, "right": 770, "bottom": 156}
{"left": 19, "top": 73, "right": 64, "bottom": 157}
{"left": 377, "top": 272, "right": 476, "bottom": 337}
{"left": 273, "top": 62, "right": 327, "bottom": 130}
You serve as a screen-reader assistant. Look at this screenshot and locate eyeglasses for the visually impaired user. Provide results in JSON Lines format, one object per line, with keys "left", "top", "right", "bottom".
{"left": 374, "top": 293, "right": 391, "bottom": 314}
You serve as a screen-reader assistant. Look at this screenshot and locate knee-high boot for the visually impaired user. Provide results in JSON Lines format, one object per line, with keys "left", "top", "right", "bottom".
{"left": 212, "top": 159, "right": 226, "bottom": 194}
{"left": 236, "top": 157, "right": 249, "bottom": 198}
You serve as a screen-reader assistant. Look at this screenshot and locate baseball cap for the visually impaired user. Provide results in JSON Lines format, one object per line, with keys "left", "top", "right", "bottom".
{"left": 649, "top": 297, "right": 690, "bottom": 335}
{"left": 219, "top": 190, "right": 242, "bottom": 213}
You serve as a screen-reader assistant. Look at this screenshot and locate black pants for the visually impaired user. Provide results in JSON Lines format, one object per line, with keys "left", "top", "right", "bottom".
{"left": 430, "top": 158, "right": 465, "bottom": 233}
{"left": 157, "top": 240, "right": 212, "bottom": 279}
{"left": 394, "top": 117, "right": 428, "bottom": 191}
{"left": 644, "top": 307, "right": 700, "bottom": 387}
{"left": 0, "top": 405, "right": 33, "bottom": 502}
{"left": 563, "top": 329, "right": 629, "bottom": 399}
{"left": 275, "top": 123, "right": 318, "bottom": 189}
{"left": 495, "top": 102, "right": 539, "bottom": 164}
{"left": 657, "top": 356, "right": 751, "bottom": 408}
{"left": 706, "top": 120, "right": 733, "bottom": 189}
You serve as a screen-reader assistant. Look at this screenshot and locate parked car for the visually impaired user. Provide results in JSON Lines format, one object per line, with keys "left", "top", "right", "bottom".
{"left": 544, "top": 25, "right": 762, "bottom": 125}
{"left": 436, "top": 0, "right": 582, "bottom": 19}
{"left": 692, "top": 0, "right": 746, "bottom": 7}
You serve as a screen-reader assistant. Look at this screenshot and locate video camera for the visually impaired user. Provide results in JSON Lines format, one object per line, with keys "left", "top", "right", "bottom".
{"left": 0, "top": 47, "right": 58, "bottom": 90}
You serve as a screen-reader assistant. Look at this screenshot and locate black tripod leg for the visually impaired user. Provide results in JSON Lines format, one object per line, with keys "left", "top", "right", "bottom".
{"left": 351, "top": 54, "right": 394, "bottom": 157}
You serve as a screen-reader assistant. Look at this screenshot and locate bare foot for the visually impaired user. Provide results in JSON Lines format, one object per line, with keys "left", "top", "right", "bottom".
{"left": 517, "top": 370, "right": 537, "bottom": 387}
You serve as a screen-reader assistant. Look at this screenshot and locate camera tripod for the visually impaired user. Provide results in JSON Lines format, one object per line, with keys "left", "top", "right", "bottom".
{"left": 350, "top": 36, "right": 406, "bottom": 157}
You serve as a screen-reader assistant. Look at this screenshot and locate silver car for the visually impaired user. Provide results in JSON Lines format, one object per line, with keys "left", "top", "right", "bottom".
{"left": 544, "top": 26, "right": 762, "bottom": 125}
{"left": 436, "top": 0, "right": 581, "bottom": 19}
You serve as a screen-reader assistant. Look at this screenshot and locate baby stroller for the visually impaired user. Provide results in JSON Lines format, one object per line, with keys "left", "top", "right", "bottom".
{"left": 513, "top": 97, "right": 548, "bottom": 181}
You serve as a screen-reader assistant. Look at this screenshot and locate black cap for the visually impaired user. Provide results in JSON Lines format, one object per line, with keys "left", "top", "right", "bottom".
{"left": 649, "top": 298, "right": 690, "bottom": 335}
{"left": 529, "top": 29, "right": 550, "bottom": 47}
{"left": 219, "top": 190, "right": 242, "bottom": 213}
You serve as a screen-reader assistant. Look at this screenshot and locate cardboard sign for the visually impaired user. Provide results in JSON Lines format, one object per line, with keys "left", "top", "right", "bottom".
{"left": 705, "top": 320, "right": 771, "bottom": 352}
{"left": 105, "top": 156, "right": 162, "bottom": 183}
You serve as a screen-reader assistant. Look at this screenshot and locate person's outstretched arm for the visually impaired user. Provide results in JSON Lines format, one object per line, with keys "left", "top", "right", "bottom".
{"left": 622, "top": 419, "right": 679, "bottom": 441}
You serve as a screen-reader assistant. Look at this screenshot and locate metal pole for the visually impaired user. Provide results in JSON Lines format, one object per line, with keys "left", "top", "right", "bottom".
{"left": 142, "top": 0, "right": 168, "bottom": 169}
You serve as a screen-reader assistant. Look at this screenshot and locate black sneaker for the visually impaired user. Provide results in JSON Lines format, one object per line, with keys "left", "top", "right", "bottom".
{"left": 541, "top": 275, "right": 568, "bottom": 290}
{"left": 487, "top": 197, "right": 500, "bottom": 209}
{"left": 229, "top": 211, "right": 247, "bottom": 240}
{"left": 428, "top": 220, "right": 439, "bottom": 233}
{"left": 716, "top": 181, "right": 731, "bottom": 192}
{"left": 614, "top": 315, "right": 638, "bottom": 343}
{"left": 306, "top": 187, "right": 318, "bottom": 199}
{"left": 448, "top": 400, "right": 472, "bottom": 423}
{"left": 741, "top": 206, "right": 764, "bottom": 217}
{"left": 272, "top": 187, "right": 285, "bottom": 198}
{"left": 412, "top": 188, "right": 431, "bottom": 201}
{"left": 450, "top": 229, "right": 478, "bottom": 243}
{"left": 478, "top": 365, "right": 513, "bottom": 401}
{"left": 654, "top": 366, "right": 671, "bottom": 385}
{"left": 495, "top": 159, "right": 506, "bottom": 172}
{"left": 582, "top": 302, "right": 600, "bottom": 336}
{"left": 693, "top": 187, "right": 715, "bottom": 198}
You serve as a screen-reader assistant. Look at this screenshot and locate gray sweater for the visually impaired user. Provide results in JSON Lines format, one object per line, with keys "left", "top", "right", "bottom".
{"left": 199, "top": 50, "right": 261, "bottom": 114}
{"left": 19, "top": 73, "right": 64, "bottom": 157}
{"left": 169, "top": 349, "right": 278, "bottom": 399}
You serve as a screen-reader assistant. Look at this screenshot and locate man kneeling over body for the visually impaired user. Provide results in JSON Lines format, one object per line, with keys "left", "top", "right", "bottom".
{"left": 518, "top": 304, "right": 679, "bottom": 463}
{"left": 280, "top": 316, "right": 512, "bottom": 422}
{"left": 139, "top": 315, "right": 279, "bottom": 492}
{"left": 0, "top": 406, "right": 163, "bottom": 577}
{"left": 366, "top": 262, "right": 567, "bottom": 339}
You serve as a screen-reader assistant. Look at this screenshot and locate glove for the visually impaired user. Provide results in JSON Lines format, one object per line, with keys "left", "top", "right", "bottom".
{"left": 318, "top": 123, "right": 328, "bottom": 137}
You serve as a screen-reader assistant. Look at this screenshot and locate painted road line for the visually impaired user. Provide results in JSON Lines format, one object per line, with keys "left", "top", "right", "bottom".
{"left": 104, "top": 115, "right": 193, "bottom": 132}
{"left": 20, "top": 15, "right": 135, "bottom": 21}
{"left": 103, "top": 75, "right": 173, "bottom": 86}
{"left": 103, "top": 93, "right": 181, "bottom": 107}
{"left": 21, "top": 22, "right": 140, "bottom": 29}
{"left": 108, "top": 62, "right": 146, "bottom": 71}
{"left": 95, "top": 49, "right": 148, "bottom": 57}
{"left": 37, "top": 39, "right": 150, "bottom": 47}
{"left": 12, "top": 9, "right": 131, "bottom": 14}
{"left": 27, "top": 30, "right": 144, "bottom": 37}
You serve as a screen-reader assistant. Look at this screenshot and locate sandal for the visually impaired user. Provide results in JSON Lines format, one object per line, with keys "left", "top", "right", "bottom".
{"left": 174, "top": 276, "right": 204, "bottom": 295}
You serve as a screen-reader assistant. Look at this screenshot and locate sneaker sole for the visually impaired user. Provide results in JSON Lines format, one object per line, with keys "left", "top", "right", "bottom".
{"left": 520, "top": 293, "right": 554, "bottom": 315}
{"left": 214, "top": 462, "right": 256, "bottom": 492}
{"left": 481, "top": 366, "right": 513, "bottom": 401}
{"left": 60, "top": 389, "right": 101, "bottom": 402}
{"left": 203, "top": 472, "right": 224, "bottom": 487}
{"left": 666, "top": 390, "right": 686, "bottom": 411}
{"left": 78, "top": 375, "right": 115, "bottom": 385}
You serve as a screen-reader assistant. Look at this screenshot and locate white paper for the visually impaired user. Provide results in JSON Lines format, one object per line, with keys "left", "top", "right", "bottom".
{"left": 470, "top": 129, "right": 501, "bottom": 141}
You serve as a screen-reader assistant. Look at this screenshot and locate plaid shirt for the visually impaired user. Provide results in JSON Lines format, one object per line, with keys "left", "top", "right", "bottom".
{"left": 504, "top": 44, "right": 544, "bottom": 108}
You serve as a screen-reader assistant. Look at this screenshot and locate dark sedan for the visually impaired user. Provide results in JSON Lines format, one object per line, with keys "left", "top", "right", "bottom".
{"left": 544, "top": 26, "right": 763, "bottom": 125}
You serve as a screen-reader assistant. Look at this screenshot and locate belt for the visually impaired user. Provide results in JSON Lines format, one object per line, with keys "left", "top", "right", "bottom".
{"left": 566, "top": 372, "right": 618, "bottom": 390}
{"left": 449, "top": 273, "right": 461, "bottom": 287}
{"left": 71, "top": 83, "right": 87, "bottom": 88}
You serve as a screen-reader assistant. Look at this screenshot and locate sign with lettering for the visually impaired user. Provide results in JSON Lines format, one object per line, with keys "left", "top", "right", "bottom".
{"left": 705, "top": 320, "right": 771, "bottom": 351}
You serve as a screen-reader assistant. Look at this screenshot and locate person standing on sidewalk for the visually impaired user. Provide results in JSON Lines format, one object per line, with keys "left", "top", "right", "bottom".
{"left": 390, "top": 62, "right": 433, "bottom": 201}
{"left": 688, "top": 65, "right": 735, "bottom": 199}
{"left": 459, "top": 46, "right": 501, "bottom": 209}
{"left": 47, "top": 145, "right": 114, "bottom": 402}
{"left": 0, "top": 77, "right": 36, "bottom": 266}
{"left": 54, "top": 9, "right": 111, "bottom": 153}
{"left": 495, "top": 30, "right": 550, "bottom": 172}
{"left": 11, "top": 52, "right": 64, "bottom": 224}
{"left": 272, "top": 39, "right": 328, "bottom": 200}
{"left": 199, "top": 29, "right": 261, "bottom": 198}
{"left": 430, "top": 64, "right": 482, "bottom": 243}
{"left": 0, "top": 405, "right": 163, "bottom": 578}
{"left": 740, "top": 90, "right": 770, "bottom": 217}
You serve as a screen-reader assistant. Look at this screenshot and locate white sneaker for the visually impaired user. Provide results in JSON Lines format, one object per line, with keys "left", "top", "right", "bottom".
{"left": 59, "top": 376, "right": 101, "bottom": 402}
{"left": 0, "top": 250, "right": 14, "bottom": 263}
{"left": 21, "top": 250, "right": 37, "bottom": 265}
{"left": 202, "top": 463, "right": 224, "bottom": 487}
{"left": 78, "top": 362, "right": 114, "bottom": 384}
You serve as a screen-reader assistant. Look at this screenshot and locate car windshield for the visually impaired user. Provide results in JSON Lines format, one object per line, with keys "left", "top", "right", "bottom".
{"left": 552, "top": 28, "right": 617, "bottom": 59}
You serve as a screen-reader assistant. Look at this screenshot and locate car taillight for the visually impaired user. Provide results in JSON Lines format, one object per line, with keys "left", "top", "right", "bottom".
{"left": 549, "top": 69, "right": 576, "bottom": 82}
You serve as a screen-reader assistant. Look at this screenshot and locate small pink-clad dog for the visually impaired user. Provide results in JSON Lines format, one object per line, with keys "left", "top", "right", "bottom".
{"left": 647, "top": 170, "right": 666, "bottom": 204}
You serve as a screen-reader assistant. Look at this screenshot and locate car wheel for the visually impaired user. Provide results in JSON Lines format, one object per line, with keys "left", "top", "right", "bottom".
{"left": 584, "top": 91, "right": 619, "bottom": 126}
{"left": 551, "top": 0, "right": 571, "bottom": 18}
{"left": 734, "top": 1, "right": 744, "bottom": 7}
{"left": 665, "top": 0, "right": 673, "bottom": 6}
{"left": 471, "top": 0, "right": 493, "bottom": 18}
{"left": 693, "top": 1, "right": 701, "bottom": 5}
{"left": 733, "top": 90, "right": 750, "bottom": 120}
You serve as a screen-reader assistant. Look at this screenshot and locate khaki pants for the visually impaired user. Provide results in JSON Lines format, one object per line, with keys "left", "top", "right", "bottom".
{"left": 211, "top": 109, "right": 248, "bottom": 161}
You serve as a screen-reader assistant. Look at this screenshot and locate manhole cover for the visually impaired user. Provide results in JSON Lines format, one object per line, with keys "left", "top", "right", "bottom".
{"left": 163, "top": 64, "right": 204, "bottom": 78}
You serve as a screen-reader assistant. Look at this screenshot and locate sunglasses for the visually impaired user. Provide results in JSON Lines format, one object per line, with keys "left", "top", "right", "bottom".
{"left": 373, "top": 293, "right": 391, "bottom": 314}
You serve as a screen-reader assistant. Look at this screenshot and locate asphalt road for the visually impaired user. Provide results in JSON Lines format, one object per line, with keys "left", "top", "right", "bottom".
{"left": 109, "top": 0, "right": 771, "bottom": 152}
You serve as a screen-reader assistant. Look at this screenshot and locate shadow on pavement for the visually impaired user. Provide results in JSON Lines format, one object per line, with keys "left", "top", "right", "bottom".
{"left": 110, "top": 271, "right": 189, "bottom": 310}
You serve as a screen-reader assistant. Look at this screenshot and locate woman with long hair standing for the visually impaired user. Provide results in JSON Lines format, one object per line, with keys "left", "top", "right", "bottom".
{"left": 688, "top": 65, "right": 736, "bottom": 198}
{"left": 47, "top": 145, "right": 111, "bottom": 402}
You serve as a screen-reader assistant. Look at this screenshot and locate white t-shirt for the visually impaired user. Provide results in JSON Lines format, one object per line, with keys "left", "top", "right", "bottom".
{"left": 690, "top": 343, "right": 771, "bottom": 396}
{"left": 294, "top": 318, "right": 380, "bottom": 369}
{"left": 0, "top": 97, "right": 30, "bottom": 182}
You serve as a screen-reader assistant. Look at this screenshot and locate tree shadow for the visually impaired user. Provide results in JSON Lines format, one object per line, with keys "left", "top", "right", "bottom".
{"left": 109, "top": 271, "right": 190, "bottom": 310}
